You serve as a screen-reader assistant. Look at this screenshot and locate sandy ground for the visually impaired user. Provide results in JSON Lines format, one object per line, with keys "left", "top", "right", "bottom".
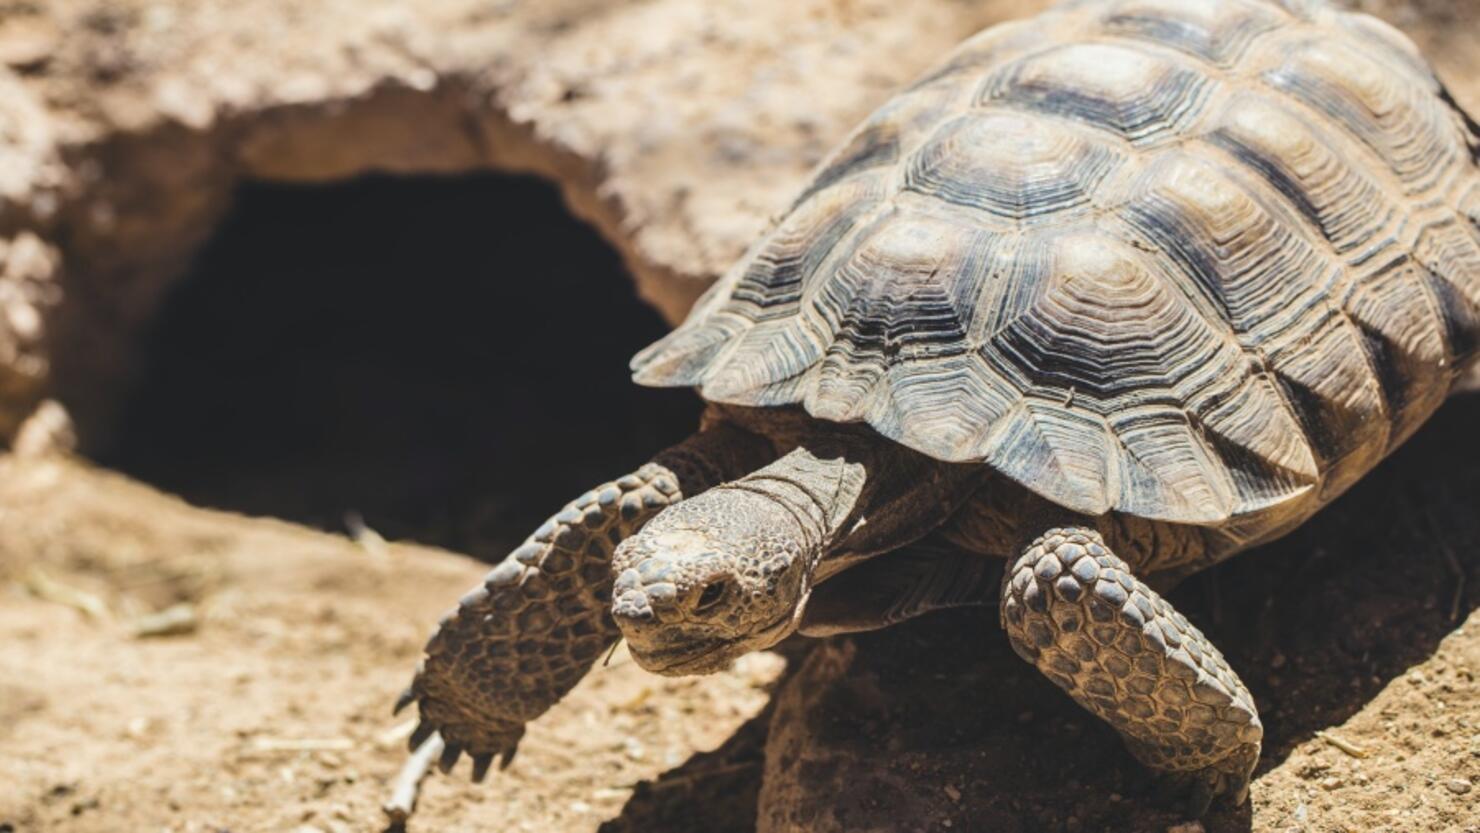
{"left": 0, "top": 1, "right": 1477, "bottom": 832}
{"left": 0, "top": 457, "right": 786, "bottom": 833}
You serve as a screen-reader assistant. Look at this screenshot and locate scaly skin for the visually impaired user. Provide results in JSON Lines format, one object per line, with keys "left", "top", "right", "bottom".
{"left": 1000, "top": 527, "right": 1262, "bottom": 815}
{"left": 397, "top": 423, "right": 772, "bottom": 776}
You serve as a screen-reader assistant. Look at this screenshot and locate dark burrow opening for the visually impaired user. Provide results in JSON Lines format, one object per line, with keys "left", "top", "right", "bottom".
{"left": 98, "top": 173, "right": 701, "bottom": 560}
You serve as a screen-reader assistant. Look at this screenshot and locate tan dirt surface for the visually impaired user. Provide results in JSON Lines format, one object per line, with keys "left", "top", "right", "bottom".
{"left": 0, "top": 456, "right": 786, "bottom": 833}
{"left": 0, "top": 1, "right": 1476, "bottom": 832}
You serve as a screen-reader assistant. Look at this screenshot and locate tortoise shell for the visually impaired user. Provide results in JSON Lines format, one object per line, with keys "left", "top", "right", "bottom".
{"left": 633, "top": 0, "right": 1480, "bottom": 530}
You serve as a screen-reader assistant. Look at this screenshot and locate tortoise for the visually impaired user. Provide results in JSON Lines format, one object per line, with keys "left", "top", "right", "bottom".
{"left": 397, "top": 0, "right": 1480, "bottom": 814}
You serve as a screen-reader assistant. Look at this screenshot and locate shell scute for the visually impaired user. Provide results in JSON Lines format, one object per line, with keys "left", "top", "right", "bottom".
{"left": 905, "top": 113, "right": 1121, "bottom": 221}
{"left": 1119, "top": 152, "right": 1333, "bottom": 336}
{"left": 1205, "top": 95, "right": 1399, "bottom": 257}
{"left": 1339, "top": 256, "right": 1450, "bottom": 446}
{"left": 1099, "top": 0, "right": 1284, "bottom": 66}
{"left": 984, "top": 399, "right": 1117, "bottom": 517}
{"left": 1196, "top": 374, "right": 1319, "bottom": 511}
{"left": 1262, "top": 37, "right": 1464, "bottom": 192}
{"left": 1108, "top": 407, "right": 1234, "bottom": 523}
{"left": 986, "top": 230, "right": 1235, "bottom": 405}
{"left": 980, "top": 42, "right": 1211, "bottom": 145}
{"left": 1260, "top": 305, "right": 1390, "bottom": 495}
{"left": 1413, "top": 219, "right": 1480, "bottom": 360}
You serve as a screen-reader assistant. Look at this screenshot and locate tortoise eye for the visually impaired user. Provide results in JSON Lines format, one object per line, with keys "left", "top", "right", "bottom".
{"left": 696, "top": 579, "right": 728, "bottom": 612}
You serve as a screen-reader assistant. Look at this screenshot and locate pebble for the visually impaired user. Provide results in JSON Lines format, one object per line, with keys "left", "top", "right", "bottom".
{"left": 943, "top": 785, "right": 961, "bottom": 802}
{"left": 1166, "top": 822, "right": 1205, "bottom": 833}
{"left": 1321, "top": 776, "right": 1342, "bottom": 791}
{"left": 1446, "top": 778, "right": 1472, "bottom": 795}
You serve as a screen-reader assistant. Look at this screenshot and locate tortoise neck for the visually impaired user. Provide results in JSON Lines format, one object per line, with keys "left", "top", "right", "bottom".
{"left": 738, "top": 427, "right": 985, "bottom": 571}
{"left": 715, "top": 446, "right": 870, "bottom": 557}
{"left": 651, "top": 421, "right": 777, "bottom": 498}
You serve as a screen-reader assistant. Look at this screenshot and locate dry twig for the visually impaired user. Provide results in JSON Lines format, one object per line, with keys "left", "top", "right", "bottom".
{"left": 23, "top": 568, "right": 111, "bottom": 621}
{"left": 1315, "top": 730, "right": 1370, "bottom": 759}
{"left": 384, "top": 732, "right": 445, "bottom": 824}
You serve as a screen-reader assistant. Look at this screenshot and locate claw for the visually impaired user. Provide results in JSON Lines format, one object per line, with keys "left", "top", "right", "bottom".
{"left": 499, "top": 737, "right": 522, "bottom": 770}
{"left": 408, "top": 720, "right": 436, "bottom": 752}
{"left": 470, "top": 753, "right": 494, "bottom": 782}
{"left": 437, "top": 741, "right": 464, "bottom": 773}
{"left": 393, "top": 685, "right": 417, "bottom": 715}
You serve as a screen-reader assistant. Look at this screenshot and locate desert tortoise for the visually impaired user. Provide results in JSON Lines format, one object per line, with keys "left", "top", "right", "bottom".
{"left": 398, "top": 0, "right": 1480, "bottom": 813}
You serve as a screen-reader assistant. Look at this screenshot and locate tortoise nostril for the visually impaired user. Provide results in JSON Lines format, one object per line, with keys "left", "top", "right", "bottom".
{"left": 695, "top": 579, "right": 728, "bottom": 612}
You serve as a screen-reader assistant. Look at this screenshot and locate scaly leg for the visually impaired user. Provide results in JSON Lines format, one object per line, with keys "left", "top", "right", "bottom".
{"left": 395, "top": 422, "right": 772, "bottom": 779}
{"left": 1000, "top": 527, "right": 1262, "bottom": 816}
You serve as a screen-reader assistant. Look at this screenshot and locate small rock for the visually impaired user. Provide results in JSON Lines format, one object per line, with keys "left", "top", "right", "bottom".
{"left": 1321, "top": 776, "right": 1342, "bottom": 791}
{"left": 943, "top": 785, "right": 961, "bottom": 802}
{"left": 124, "top": 716, "right": 150, "bottom": 739}
{"left": 1446, "top": 778, "right": 1472, "bottom": 795}
{"left": 1166, "top": 822, "right": 1205, "bottom": 833}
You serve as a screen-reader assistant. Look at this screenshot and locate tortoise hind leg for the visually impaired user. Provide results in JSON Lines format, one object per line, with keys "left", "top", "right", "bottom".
{"left": 1000, "top": 526, "right": 1262, "bottom": 816}
{"left": 398, "top": 423, "right": 773, "bottom": 778}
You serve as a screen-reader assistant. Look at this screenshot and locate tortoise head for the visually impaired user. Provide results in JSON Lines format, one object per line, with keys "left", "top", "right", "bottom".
{"left": 609, "top": 484, "right": 819, "bottom": 675}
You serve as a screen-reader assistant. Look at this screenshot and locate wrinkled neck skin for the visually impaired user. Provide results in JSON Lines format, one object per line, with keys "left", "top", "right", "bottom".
{"left": 611, "top": 414, "right": 981, "bottom": 675}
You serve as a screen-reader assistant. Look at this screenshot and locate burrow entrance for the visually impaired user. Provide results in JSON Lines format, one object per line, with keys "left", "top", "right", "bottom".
{"left": 98, "top": 173, "right": 700, "bottom": 559}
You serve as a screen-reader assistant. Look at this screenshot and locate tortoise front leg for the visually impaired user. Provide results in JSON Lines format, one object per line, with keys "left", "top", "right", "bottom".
{"left": 396, "top": 423, "right": 773, "bottom": 778}
{"left": 1000, "top": 527, "right": 1262, "bottom": 816}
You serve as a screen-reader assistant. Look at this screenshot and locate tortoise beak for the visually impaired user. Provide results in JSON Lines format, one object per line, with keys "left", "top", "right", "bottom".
{"left": 619, "top": 587, "right": 811, "bottom": 675}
